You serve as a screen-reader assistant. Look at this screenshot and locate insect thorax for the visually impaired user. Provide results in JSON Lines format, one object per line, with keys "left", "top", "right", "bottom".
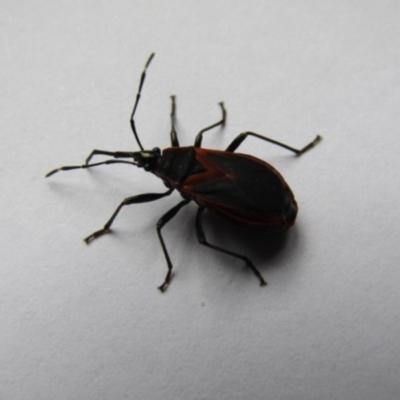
{"left": 155, "top": 147, "right": 206, "bottom": 185}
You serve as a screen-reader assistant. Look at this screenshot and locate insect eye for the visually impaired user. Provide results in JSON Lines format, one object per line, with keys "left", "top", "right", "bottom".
{"left": 153, "top": 147, "right": 161, "bottom": 156}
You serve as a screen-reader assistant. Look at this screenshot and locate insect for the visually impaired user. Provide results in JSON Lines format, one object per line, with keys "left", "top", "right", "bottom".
{"left": 46, "top": 53, "right": 321, "bottom": 292}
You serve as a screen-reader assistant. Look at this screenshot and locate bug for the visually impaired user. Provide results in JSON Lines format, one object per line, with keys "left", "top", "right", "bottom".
{"left": 46, "top": 53, "right": 321, "bottom": 292}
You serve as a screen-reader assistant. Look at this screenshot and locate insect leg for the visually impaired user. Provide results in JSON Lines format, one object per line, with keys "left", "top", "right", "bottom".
{"left": 84, "top": 189, "right": 173, "bottom": 244}
{"left": 194, "top": 102, "right": 227, "bottom": 148}
{"left": 195, "top": 207, "right": 267, "bottom": 286}
{"left": 226, "top": 132, "right": 322, "bottom": 155}
{"left": 170, "top": 95, "right": 179, "bottom": 147}
{"left": 130, "top": 53, "right": 155, "bottom": 151}
{"left": 45, "top": 159, "right": 136, "bottom": 178}
{"left": 156, "top": 199, "right": 191, "bottom": 292}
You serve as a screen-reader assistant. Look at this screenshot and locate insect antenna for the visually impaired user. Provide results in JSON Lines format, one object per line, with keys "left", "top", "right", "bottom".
{"left": 130, "top": 53, "right": 155, "bottom": 151}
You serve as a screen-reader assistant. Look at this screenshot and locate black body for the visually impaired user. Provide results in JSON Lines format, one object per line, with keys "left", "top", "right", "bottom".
{"left": 155, "top": 147, "right": 298, "bottom": 232}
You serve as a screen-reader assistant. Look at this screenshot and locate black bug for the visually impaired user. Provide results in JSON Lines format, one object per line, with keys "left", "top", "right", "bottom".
{"left": 46, "top": 53, "right": 321, "bottom": 291}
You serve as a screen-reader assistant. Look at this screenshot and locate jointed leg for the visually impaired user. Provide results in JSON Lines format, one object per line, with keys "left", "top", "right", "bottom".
{"left": 226, "top": 131, "right": 322, "bottom": 155}
{"left": 130, "top": 53, "right": 155, "bottom": 150}
{"left": 157, "top": 199, "right": 191, "bottom": 292}
{"left": 195, "top": 207, "right": 267, "bottom": 286}
{"left": 194, "top": 102, "right": 227, "bottom": 148}
{"left": 170, "top": 95, "right": 179, "bottom": 147}
{"left": 84, "top": 189, "right": 173, "bottom": 244}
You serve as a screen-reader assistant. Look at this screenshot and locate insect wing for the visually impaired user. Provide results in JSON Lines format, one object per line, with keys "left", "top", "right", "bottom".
{"left": 181, "top": 149, "right": 297, "bottom": 231}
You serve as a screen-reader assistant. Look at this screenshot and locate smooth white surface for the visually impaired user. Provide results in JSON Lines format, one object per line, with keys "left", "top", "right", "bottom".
{"left": 1, "top": 1, "right": 400, "bottom": 399}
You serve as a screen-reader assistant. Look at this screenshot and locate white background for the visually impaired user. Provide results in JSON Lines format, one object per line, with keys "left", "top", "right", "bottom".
{"left": 1, "top": 1, "right": 400, "bottom": 399}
